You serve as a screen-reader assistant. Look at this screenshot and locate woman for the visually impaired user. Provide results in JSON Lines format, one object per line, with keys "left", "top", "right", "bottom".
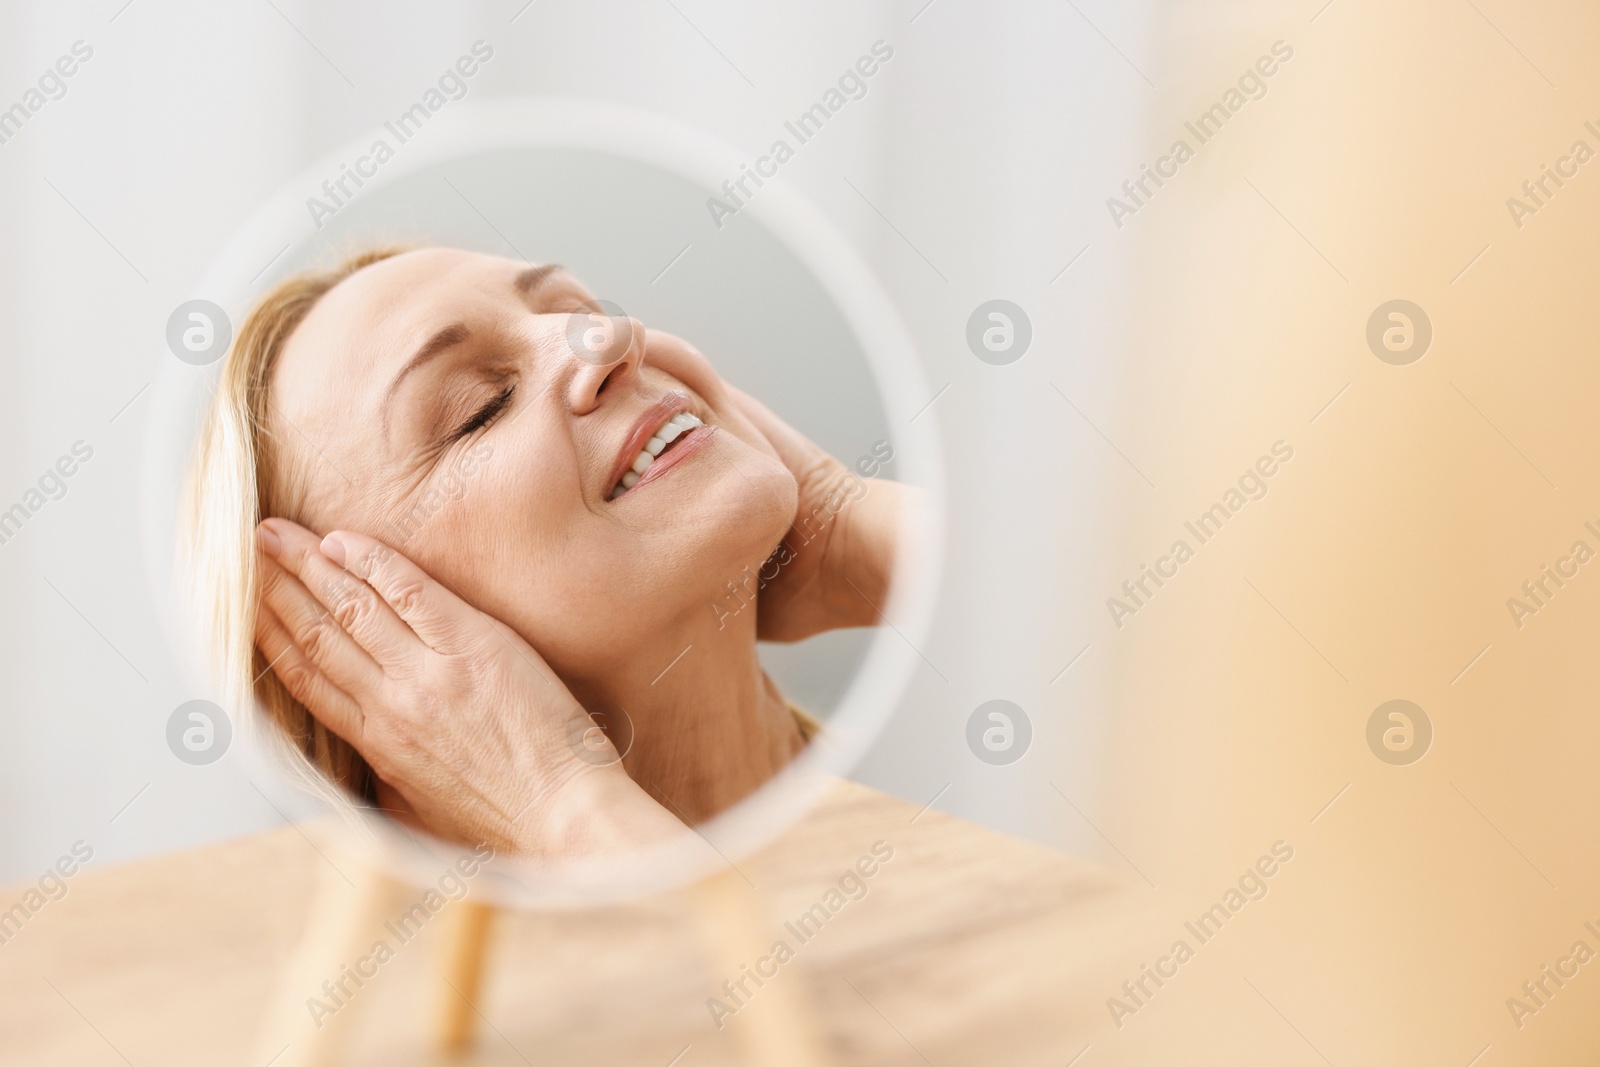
{"left": 185, "top": 246, "right": 901, "bottom": 861}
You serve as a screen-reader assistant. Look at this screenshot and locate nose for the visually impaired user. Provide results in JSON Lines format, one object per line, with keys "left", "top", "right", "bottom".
{"left": 564, "top": 312, "right": 645, "bottom": 414}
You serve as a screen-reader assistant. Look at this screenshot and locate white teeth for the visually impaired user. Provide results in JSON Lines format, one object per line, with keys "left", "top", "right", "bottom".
{"left": 610, "top": 410, "right": 705, "bottom": 499}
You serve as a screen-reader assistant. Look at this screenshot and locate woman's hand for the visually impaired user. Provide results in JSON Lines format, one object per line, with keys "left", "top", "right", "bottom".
{"left": 726, "top": 386, "right": 904, "bottom": 642}
{"left": 253, "top": 518, "right": 683, "bottom": 858}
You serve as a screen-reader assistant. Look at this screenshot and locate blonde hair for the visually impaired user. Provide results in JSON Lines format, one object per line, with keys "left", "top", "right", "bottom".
{"left": 182, "top": 247, "right": 407, "bottom": 807}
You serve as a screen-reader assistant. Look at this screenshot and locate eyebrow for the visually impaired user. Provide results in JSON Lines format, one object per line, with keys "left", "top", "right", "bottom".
{"left": 380, "top": 264, "right": 570, "bottom": 432}
{"left": 514, "top": 263, "right": 564, "bottom": 296}
{"left": 383, "top": 320, "right": 473, "bottom": 422}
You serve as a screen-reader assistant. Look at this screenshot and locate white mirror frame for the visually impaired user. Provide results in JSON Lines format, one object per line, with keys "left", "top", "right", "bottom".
{"left": 142, "top": 99, "right": 945, "bottom": 906}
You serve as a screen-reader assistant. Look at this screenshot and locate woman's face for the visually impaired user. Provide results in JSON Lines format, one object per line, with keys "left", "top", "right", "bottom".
{"left": 269, "top": 248, "right": 796, "bottom": 684}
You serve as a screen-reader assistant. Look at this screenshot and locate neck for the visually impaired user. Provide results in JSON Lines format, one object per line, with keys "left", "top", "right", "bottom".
{"left": 570, "top": 608, "right": 804, "bottom": 825}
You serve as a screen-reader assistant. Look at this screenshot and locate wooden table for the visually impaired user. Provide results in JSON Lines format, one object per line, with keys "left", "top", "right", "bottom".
{"left": 0, "top": 781, "right": 1159, "bottom": 1066}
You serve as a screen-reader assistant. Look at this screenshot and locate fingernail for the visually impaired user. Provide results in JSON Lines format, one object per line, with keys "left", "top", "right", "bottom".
{"left": 319, "top": 533, "right": 347, "bottom": 567}
{"left": 257, "top": 522, "right": 281, "bottom": 557}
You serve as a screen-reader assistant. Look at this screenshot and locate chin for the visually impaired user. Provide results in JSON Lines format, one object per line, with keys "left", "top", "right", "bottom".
{"left": 721, "top": 458, "right": 798, "bottom": 562}
{"left": 633, "top": 426, "right": 795, "bottom": 559}
{"left": 668, "top": 455, "right": 796, "bottom": 610}
{"left": 571, "top": 463, "right": 797, "bottom": 668}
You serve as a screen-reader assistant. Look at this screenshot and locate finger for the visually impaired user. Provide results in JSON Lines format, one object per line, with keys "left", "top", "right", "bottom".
{"left": 260, "top": 518, "right": 424, "bottom": 675}
{"left": 254, "top": 604, "right": 365, "bottom": 745}
{"left": 318, "top": 529, "right": 484, "bottom": 655}
{"left": 257, "top": 539, "right": 385, "bottom": 698}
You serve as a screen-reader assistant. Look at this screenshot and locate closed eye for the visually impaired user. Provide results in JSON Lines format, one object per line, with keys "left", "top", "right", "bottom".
{"left": 450, "top": 385, "right": 514, "bottom": 442}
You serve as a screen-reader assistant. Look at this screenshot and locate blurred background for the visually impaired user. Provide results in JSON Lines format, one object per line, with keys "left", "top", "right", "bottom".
{"left": 4, "top": 0, "right": 1600, "bottom": 1061}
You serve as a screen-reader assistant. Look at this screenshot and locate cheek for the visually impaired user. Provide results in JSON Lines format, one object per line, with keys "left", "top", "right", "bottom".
{"left": 397, "top": 446, "right": 591, "bottom": 620}
{"left": 380, "top": 431, "right": 797, "bottom": 680}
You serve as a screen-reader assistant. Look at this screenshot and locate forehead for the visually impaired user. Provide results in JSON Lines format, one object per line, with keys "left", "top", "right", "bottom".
{"left": 276, "top": 247, "right": 522, "bottom": 395}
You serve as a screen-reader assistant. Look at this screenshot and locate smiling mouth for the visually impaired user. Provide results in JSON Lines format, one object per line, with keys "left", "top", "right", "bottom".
{"left": 608, "top": 410, "right": 705, "bottom": 500}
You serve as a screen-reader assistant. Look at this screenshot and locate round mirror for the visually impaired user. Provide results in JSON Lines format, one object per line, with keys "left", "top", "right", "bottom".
{"left": 143, "top": 100, "right": 943, "bottom": 905}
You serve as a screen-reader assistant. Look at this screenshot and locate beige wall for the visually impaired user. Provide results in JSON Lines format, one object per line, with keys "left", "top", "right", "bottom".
{"left": 1086, "top": 1, "right": 1600, "bottom": 1060}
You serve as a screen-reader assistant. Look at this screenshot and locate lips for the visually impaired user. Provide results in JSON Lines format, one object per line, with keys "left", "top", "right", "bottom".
{"left": 606, "top": 393, "right": 708, "bottom": 501}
